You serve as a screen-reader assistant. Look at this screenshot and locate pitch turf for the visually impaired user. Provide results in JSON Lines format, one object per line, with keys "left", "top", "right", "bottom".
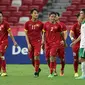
{"left": 0, "top": 64, "right": 85, "bottom": 85}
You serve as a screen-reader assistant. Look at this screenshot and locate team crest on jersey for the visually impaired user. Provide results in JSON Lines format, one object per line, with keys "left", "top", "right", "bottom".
{"left": 36, "top": 24, "right": 40, "bottom": 27}
{"left": 54, "top": 26, "right": 58, "bottom": 29}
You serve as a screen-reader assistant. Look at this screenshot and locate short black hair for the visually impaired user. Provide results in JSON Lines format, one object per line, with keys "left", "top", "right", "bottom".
{"left": 0, "top": 11, "right": 3, "bottom": 16}
{"left": 49, "top": 12, "right": 56, "bottom": 16}
{"left": 56, "top": 12, "right": 60, "bottom": 16}
{"left": 76, "top": 13, "right": 80, "bottom": 18}
{"left": 81, "top": 9, "right": 85, "bottom": 14}
{"left": 30, "top": 8, "right": 39, "bottom": 14}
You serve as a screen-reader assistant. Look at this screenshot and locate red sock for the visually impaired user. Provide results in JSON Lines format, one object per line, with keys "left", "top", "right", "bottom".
{"left": 50, "top": 62, "right": 54, "bottom": 74}
{"left": 34, "top": 60, "right": 40, "bottom": 72}
{"left": 74, "top": 60, "right": 78, "bottom": 73}
{"left": 54, "top": 60, "right": 56, "bottom": 72}
{"left": 0, "top": 57, "right": 1, "bottom": 72}
{"left": 1, "top": 60, "right": 6, "bottom": 73}
{"left": 61, "top": 60, "right": 65, "bottom": 71}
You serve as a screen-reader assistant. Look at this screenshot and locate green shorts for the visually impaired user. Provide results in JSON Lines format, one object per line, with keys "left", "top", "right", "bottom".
{"left": 79, "top": 48, "right": 85, "bottom": 59}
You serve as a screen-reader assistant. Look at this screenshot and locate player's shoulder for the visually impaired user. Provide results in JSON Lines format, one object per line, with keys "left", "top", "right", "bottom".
{"left": 37, "top": 20, "right": 43, "bottom": 24}
{"left": 60, "top": 22, "right": 66, "bottom": 25}
{"left": 73, "top": 22, "right": 78, "bottom": 26}
{"left": 25, "top": 20, "right": 31, "bottom": 24}
{"left": 56, "top": 22, "right": 61, "bottom": 27}
{"left": 3, "top": 20, "right": 9, "bottom": 25}
{"left": 44, "top": 21, "right": 50, "bottom": 25}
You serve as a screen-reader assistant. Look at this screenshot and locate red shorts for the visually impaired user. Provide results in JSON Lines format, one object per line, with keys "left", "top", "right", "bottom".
{"left": 72, "top": 44, "right": 79, "bottom": 59}
{"left": 45, "top": 42, "right": 59, "bottom": 60}
{"left": 57, "top": 44, "right": 65, "bottom": 59}
{"left": 0, "top": 40, "right": 8, "bottom": 56}
{"left": 28, "top": 40, "right": 41, "bottom": 59}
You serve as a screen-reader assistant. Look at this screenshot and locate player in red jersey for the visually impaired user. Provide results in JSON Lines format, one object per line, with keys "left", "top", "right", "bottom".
{"left": 43, "top": 12, "right": 63, "bottom": 78}
{"left": 24, "top": 9, "right": 43, "bottom": 77}
{"left": 53, "top": 12, "right": 67, "bottom": 76}
{"left": 0, "top": 11, "right": 17, "bottom": 77}
{"left": 70, "top": 14, "right": 82, "bottom": 77}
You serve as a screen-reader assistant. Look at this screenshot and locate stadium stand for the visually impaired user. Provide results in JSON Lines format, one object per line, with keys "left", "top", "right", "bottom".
{"left": 0, "top": 0, "right": 85, "bottom": 36}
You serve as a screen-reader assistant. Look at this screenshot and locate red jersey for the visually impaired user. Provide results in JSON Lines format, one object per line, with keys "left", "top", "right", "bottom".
{"left": 71, "top": 22, "right": 81, "bottom": 39}
{"left": 25, "top": 20, "right": 43, "bottom": 42}
{"left": 0, "top": 20, "right": 10, "bottom": 42}
{"left": 58, "top": 22, "right": 67, "bottom": 32}
{"left": 43, "top": 21, "right": 62, "bottom": 43}
{"left": 57, "top": 22, "right": 67, "bottom": 41}
{"left": 71, "top": 22, "right": 81, "bottom": 45}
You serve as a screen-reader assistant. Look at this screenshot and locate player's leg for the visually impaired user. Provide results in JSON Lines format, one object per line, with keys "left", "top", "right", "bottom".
{"left": 45, "top": 44, "right": 50, "bottom": 68}
{"left": 73, "top": 46, "right": 79, "bottom": 77}
{"left": 48, "top": 46, "right": 57, "bottom": 78}
{"left": 0, "top": 44, "right": 7, "bottom": 77}
{"left": 76, "top": 48, "right": 85, "bottom": 79}
{"left": 58, "top": 47, "right": 65, "bottom": 76}
{"left": 34, "top": 43, "right": 41, "bottom": 77}
{"left": 0, "top": 57, "right": 2, "bottom": 75}
{"left": 0, "top": 53, "right": 7, "bottom": 77}
{"left": 28, "top": 46, "right": 35, "bottom": 67}
{"left": 53, "top": 56, "right": 57, "bottom": 76}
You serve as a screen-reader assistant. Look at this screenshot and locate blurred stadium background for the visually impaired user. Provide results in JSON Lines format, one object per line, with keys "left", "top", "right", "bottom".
{"left": 0, "top": 0, "right": 85, "bottom": 85}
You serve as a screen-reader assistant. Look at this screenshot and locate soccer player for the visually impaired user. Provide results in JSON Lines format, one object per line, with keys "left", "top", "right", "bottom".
{"left": 0, "top": 11, "right": 17, "bottom": 76}
{"left": 24, "top": 9, "right": 43, "bottom": 77}
{"left": 70, "top": 14, "right": 82, "bottom": 77}
{"left": 70, "top": 9, "right": 85, "bottom": 79}
{"left": 54, "top": 12, "right": 67, "bottom": 76}
{"left": 43, "top": 12, "right": 62, "bottom": 78}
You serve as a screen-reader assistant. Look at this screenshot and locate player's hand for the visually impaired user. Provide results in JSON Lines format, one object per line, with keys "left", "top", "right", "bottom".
{"left": 70, "top": 42, "right": 75, "bottom": 47}
{"left": 28, "top": 43, "right": 32, "bottom": 51}
{"left": 60, "top": 40, "right": 68, "bottom": 47}
{"left": 14, "top": 41, "right": 18, "bottom": 47}
{"left": 60, "top": 40, "right": 64, "bottom": 45}
{"left": 64, "top": 43, "right": 68, "bottom": 47}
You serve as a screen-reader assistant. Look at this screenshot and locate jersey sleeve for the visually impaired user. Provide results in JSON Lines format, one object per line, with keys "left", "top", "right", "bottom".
{"left": 5, "top": 22, "right": 11, "bottom": 32}
{"left": 71, "top": 24, "right": 76, "bottom": 32}
{"left": 62, "top": 23, "right": 67, "bottom": 31}
{"left": 58, "top": 24, "right": 62, "bottom": 32}
{"left": 24, "top": 22, "right": 28, "bottom": 32}
{"left": 42, "top": 23, "right": 46, "bottom": 32}
{"left": 41, "top": 22, "right": 44, "bottom": 30}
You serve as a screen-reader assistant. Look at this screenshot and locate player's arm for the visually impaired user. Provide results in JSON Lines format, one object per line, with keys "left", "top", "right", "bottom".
{"left": 70, "top": 35, "right": 81, "bottom": 47}
{"left": 59, "top": 24, "right": 67, "bottom": 47}
{"left": 62, "top": 24, "right": 67, "bottom": 40}
{"left": 24, "top": 29, "right": 31, "bottom": 51}
{"left": 63, "top": 30, "right": 67, "bottom": 40}
{"left": 42, "top": 29, "right": 45, "bottom": 50}
{"left": 69, "top": 30, "right": 75, "bottom": 41}
{"left": 60, "top": 32, "right": 67, "bottom": 47}
{"left": 8, "top": 28, "right": 17, "bottom": 47}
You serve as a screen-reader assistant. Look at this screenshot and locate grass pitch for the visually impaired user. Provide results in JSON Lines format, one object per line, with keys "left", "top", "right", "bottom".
{"left": 0, "top": 64, "right": 84, "bottom": 85}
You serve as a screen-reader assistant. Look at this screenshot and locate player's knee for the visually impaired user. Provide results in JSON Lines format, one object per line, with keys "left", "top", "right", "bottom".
{"left": 34, "top": 56, "right": 39, "bottom": 60}
{"left": 0, "top": 53, "right": 2, "bottom": 57}
{"left": 61, "top": 58, "right": 65, "bottom": 62}
{"left": 50, "top": 57, "right": 54, "bottom": 62}
{"left": 74, "top": 59, "right": 78, "bottom": 62}
{"left": 1, "top": 56, "right": 5, "bottom": 60}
